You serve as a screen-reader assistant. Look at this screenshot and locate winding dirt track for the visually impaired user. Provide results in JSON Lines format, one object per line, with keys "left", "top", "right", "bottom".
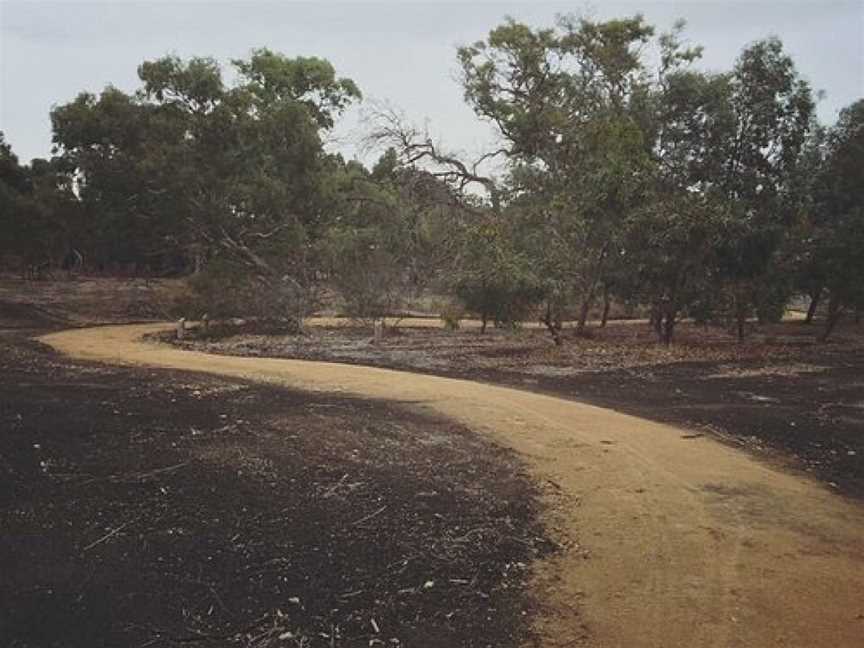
{"left": 41, "top": 324, "right": 864, "bottom": 647}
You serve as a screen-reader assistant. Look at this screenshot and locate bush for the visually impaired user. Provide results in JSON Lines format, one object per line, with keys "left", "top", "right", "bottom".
{"left": 187, "top": 259, "right": 309, "bottom": 330}
{"left": 324, "top": 226, "right": 404, "bottom": 326}
{"left": 439, "top": 303, "right": 464, "bottom": 330}
{"left": 452, "top": 223, "right": 545, "bottom": 332}
{"left": 455, "top": 269, "right": 543, "bottom": 331}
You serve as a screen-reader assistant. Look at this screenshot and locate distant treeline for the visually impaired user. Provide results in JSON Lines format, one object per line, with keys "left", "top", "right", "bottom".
{"left": 1, "top": 14, "right": 862, "bottom": 341}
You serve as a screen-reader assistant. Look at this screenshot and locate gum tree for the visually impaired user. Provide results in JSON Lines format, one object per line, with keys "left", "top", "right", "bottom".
{"left": 457, "top": 14, "right": 657, "bottom": 336}
{"left": 52, "top": 50, "right": 361, "bottom": 322}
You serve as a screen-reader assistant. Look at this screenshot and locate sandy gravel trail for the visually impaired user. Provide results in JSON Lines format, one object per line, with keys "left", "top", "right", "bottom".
{"left": 41, "top": 324, "right": 864, "bottom": 647}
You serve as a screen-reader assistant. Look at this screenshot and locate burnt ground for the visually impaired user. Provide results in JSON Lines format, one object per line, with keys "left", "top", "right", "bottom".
{"left": 0, "top": 327, "right": 550, "bottom": 648}
{"left": 0, "top": 276, "right": 190, "bottom": 327}
{"left": 172, "top": 319, "right": 864, "bottom": 498}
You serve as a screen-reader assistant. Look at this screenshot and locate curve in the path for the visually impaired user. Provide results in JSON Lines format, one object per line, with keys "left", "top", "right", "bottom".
{"left": 40, "top": 324, "right": 864, "bottom": 648}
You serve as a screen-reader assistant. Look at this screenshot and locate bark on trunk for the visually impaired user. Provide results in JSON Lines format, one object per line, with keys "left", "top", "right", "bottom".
{"left": 575, "top": 246, "right": 607, "bottom": 337}
{"left": 541, "top": 304, "right": 563, "bottom": 346}
{"left": 735, "top": 291, "right": 748, "bottom": 342}
{"left": 820, "top": 296, "right": 843, "bottom": 342}
{"left": 650, "top": 304, "right": 662, "bottom": 338}
{"left": 660, "top": 313, "right": 677, "bottom": 346}
{"left": 600, "top": 286, "right": 611, "bottom": 328}
{"left": 575, "top": 295, "right": 591, "bottom": 336}
{"left": 805, "top": 286, "right": 822, "bottom": 324}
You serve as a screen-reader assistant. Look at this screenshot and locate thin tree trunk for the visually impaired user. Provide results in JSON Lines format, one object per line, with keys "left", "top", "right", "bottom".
{"left": 575, "top": 246, "right": 608, "bottom": 336}
{"left": 651, "top": 303, "right": 662, "bottom": 338}
{"left": 805, "top": 286, "right": 822, "bottom": 324}
{"left": 600, "top": 285, "right": 611, "bottom": 328}
{"left": 735, "top": 289, "right": 748, "bottom": 342}
{"left": 575, "top": 291, "right": 594, "bottom": 336}
{"left": 660, "top": 312, "right": 677, "bottom": 345}
{"left": 541, "top": 303, "right": 563, "bottom": 346}
{"left": 820, "top": 296, "right": 843, "bottom": 342}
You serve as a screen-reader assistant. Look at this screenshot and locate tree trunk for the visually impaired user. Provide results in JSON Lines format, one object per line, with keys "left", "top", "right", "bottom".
{"left": 650, "top": 303, "right": 662, "bottom": 338}
{"left": 734, "top": 290, "right": 748, "bottom": 342}
{"left": 805, "top": 286, "right": 822, "bottom": 324}
{"left": 655, "top": 294, "right": 678, "bottom": 345}
{"left": 541, "top": 304, "right": 563, "bottom": 346}
{"left": 820, "top": 296, "right": 843, "bottom": 342}
{"left": 600, "top": 286, "right": 611, "bottom": 328}
{"left": 575, "top": 294, "right": 592, "bottom": 336}
{"left": 575, "top": 246, "right": 608, "bottom": 337}
{"left": 660, "top": 312, "right": 677, "bottom": 346}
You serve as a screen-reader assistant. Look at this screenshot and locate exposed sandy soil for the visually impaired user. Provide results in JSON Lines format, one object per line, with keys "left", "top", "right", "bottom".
{"left": 0, "top": 331, "right": 548, "bottom": 647}
{"left": 171, "top": 318, "right": 864, "bottom": 496}
{"left": 41, "top": 323, "right": 864, "bottom": 648}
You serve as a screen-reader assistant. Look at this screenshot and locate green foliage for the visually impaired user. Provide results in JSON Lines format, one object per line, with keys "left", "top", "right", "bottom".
{"left": 458, "top": 14, "right": 665, "bottom": 335}
{"left": 234, "top": 49, "right": 361, "bottom": 129}
{"left": 453, "top": 221, "right": 544, "bottom": 330}
{"left": 324, "top": 224, "right": 403, "bottom": 324}
{"left": 48, "top": 49, "right": 361, "bottom": 318}
{"left": 808, "top": 100, "right": 864, "bottom": 338}
{"left": 2, "top": 15, "right": 852, "bottom": 348}
{"left": 0, "top": 132, "right": 80, "bottom": 270}
{"left": 186, "top": 258, "right": 302, "bottom": 327}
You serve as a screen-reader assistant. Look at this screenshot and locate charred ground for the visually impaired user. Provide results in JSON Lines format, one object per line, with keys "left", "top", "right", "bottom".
{"left": 0, "top": 324, "right": 550, "bottom": 647}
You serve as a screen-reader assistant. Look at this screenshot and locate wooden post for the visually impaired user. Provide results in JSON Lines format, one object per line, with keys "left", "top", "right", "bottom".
{"left": 177, "top": 317, "right": 186, "bottom": 340}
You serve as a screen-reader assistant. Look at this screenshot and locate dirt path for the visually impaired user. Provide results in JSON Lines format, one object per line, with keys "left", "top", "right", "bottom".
{"left": 41, "top": 324, "right": 864, "bottom": 647}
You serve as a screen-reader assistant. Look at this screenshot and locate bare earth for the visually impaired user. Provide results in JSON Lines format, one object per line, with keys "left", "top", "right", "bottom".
{"left": 41, "top": 323, "right": 864, "bottom": 648}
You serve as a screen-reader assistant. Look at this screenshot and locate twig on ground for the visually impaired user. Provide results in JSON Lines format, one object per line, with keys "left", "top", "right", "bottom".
{"left": 322, "top": 473, "right": 349, "bottom": 498}
{"left": 350, "top": 505, "right": 387, "bottom": 526}
{"left": 83, "top": 514, "right": 141, "bottom": 552}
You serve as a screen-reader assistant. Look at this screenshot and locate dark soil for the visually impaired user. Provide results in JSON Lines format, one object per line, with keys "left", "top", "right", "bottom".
{"left": 0, "top": 276, "right": 188, "bottom": 327}
{"left": 173, "top": 320, "right": 864, "bottom": 498}
{"left": 0, "top": 330, "right": 550, "bottom": 648}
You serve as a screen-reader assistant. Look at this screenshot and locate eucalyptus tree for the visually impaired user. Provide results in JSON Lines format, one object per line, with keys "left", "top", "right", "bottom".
{"left": 52, "top": 49, "right": 361, "bottom": 321}
{"left": 51, "top": 86, "right": 179, "bottom": 269}
{"left": 457, "top": 14, "right": 663, "bottom": 336}
{"left": 708, "top": 38, "right": 815, "bottom": 338}
{"left": 0, "top": 132, "right": 29, "bottom": 261}
{"left": 0, "top": 133, "right": 80, "bottom": 272}
{"left": 810, "top": 100, "right": 864, "bottom": 340}
{"left": 617, "top": 25, "right": 731, "bottom": 344}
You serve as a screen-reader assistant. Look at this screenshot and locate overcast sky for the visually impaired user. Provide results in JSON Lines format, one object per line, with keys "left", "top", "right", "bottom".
{"left": 1, "top": 0, "right": 862, "bottom": 165}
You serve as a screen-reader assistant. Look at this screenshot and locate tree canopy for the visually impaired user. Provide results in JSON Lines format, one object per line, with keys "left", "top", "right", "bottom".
{"left": 1, "top": 19, "right": 860, "bottom": 340}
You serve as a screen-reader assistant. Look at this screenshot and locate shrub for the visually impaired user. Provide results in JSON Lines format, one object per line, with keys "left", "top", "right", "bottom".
{"left": 439, "top": 303, "right": 464, "bottom": 330}
{"left": 187, "top": 259, "right": 308, "bottom": 331}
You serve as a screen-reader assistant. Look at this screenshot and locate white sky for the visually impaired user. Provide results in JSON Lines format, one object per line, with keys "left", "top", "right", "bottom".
{"left": 1, "top": 0, "right": 862, "bottom": 165}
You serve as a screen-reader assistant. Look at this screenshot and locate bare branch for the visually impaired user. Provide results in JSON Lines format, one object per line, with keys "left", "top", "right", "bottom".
{"left": 362, "top": 103, "right": 503, "bottom": 212}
